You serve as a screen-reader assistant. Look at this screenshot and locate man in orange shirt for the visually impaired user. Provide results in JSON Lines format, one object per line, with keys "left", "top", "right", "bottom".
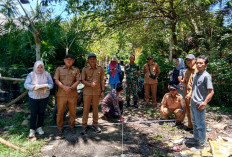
{"left": 142, "top": 55, "right": 160, "bottom": 107}
{"left": 160, "top": 84, "right": 186, "bottom": 124}
{"left": 180, "top": 54, "right": 197, "bottom": 131}
{"left": 80, "top": 53, "right": 105, "bottom": 135}
{"left": 54, "top": 54, "right": 80, "bottom": 138}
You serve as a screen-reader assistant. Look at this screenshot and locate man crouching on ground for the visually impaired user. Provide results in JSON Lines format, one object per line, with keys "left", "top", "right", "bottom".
{"left": 160, "top": 84, "right": 186, "bottom": 125}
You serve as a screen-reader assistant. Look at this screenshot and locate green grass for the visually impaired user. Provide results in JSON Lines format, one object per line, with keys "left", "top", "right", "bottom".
{"left": 152, "top": 135, "right": 163, "bottom": 141}
{"left": 206, "top": 105, "right": 232, "bottom": 113}
{"left": 0, "top": 112, "right": 47, "bottom": 157}
{"left": 145, "top": 108, "right": 162, "bottom": 118}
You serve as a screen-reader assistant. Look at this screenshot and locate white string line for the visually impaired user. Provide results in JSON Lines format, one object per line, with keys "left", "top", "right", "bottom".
{"left": 47, "top": 119, "right": 176, "bottom": 128}
{"left": 47, "top": 119, "right": 176, "bottom": 156}
{"left": 121, "top": 122, "right": 124, "bottom": 156}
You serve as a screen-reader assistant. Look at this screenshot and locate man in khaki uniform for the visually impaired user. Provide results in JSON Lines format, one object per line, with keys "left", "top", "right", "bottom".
{"left": 180, "top": 54, "right": 197, "bottom": 131}
{"left": 160, "top": 84, "right": 186, "bottom": 124}
{"left": 80, "top": 53, "right": 105, "bottom": 135}
{"left": 54, "top": 54, "right": 80, "bottom": 137}
{"left": 142, "top": 55, "right": 160, "bottom": 107}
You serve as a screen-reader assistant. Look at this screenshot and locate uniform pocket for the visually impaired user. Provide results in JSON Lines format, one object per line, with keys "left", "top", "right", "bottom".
{"left": 60, "top": 74, "right": 66, "bottom": 80}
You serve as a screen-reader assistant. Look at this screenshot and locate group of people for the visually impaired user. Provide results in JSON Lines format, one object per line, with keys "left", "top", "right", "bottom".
{"left": 24, "top": 52, "right": 214, "bottom": 149}
{"left": 104, "top": 53, "right": 214, "bottom": 149}
{"left": 25, "top": 53, "right": 105, "bottom": 138}
{"left": 158, "top": 54, "right": 214, "bottom": 149}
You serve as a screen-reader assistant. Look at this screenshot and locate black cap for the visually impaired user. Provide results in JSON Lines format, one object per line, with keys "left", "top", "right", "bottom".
{"left": 116, "top": 83, "right": 123, "bottom": 92}
{"left": 88, "top": 53, "right": 97, "bottom": 58}
{"left": 169, "top": 84, "right": 177, "bottom": 90}
{"left": 147, "top": 55, "right": 153, "bottom": 60}
{"left": 64, "top": 54, "right": 74, "bottom": 59}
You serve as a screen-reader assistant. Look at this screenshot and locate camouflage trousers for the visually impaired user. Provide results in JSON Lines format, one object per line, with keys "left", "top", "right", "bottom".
{"left": 126, "top": 81, "right": 138, "bottom": 102}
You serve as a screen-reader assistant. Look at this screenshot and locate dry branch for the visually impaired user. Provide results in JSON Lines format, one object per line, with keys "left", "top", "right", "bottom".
{"left": 0, "top": 137, "right": 27, "bottom": 152}
{"left": 0, "top": 77, "right": 25, "bottom": 82}
{"left": 0, "top": 90, "right": 28, "bottom": 112}
{"left": 6, "top": 90, "right": 28, "bottom": 107}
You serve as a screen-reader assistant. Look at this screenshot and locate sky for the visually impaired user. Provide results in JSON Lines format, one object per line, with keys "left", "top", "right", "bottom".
{"left": 18, "top": 0, "right": 69, "bottom": 20}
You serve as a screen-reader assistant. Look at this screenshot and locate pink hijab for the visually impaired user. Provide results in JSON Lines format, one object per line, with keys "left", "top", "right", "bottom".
{"left": 30, "top": 61, "right": 49, "bottom": 98}
{"left": 109, "top": 61, "right": 117, "bottom": 78}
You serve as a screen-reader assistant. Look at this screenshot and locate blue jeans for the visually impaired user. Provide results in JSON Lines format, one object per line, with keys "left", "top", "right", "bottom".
{"left": 110, "top": 83, "right": 118, "bottom": 90}
{"left": 190, "top": 103, "right": 206, "bottom": 146}
{"left": 177, "top": 86, "right": 185, "bottom": 98}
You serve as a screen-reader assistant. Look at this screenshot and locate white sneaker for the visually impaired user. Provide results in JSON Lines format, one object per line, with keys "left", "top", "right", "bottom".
{"left": 36, "top": 127, "right": 44, "bottom": 135}
{"left": 29, "top": 129, "right": 35, "bottom": 138}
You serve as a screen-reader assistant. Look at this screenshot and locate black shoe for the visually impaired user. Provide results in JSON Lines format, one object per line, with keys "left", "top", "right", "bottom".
{"left": 91, "top": 125, "right": 101, "bottom": 133}
{"left": 134, "top": 101, "right": 138, "bottom": 108}
{"left": 126, "top": 100, "right": 130, "bottom": 108}
{"left": 80, "top": 128, "right": 87, "bottom": 135}
{"left": 185, "top": 127, "right": 193, "bottom": 131}
{"left": 175, "top": 121, "right": 183, "bottom": 126}
{"left": 185, "top": 138, "right": 198, "bottom": 145}
{"left": 70, "top": 127, "right": 76, "bottom": 134}
{"left": 56, "top": 129, "right": 64, "bottom": 139}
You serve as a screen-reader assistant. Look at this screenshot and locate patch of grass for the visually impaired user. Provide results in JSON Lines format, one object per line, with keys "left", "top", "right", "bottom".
{"left": 152, "top": 135, "right": 163, "bottom": 141}
{"left": 161, "top": 122, "right": 170, "bottom": 130}
{"left": 0, "top": 133, "right": 47, "bottom": 157}
{"left": 207, "top": 105, "right": 232, "bottom": 113}
{"left": 146, "top": 108, "right": 162, "bottom": 118}
{"left": 161, "top": 122, "right": 178, "bottom": 132}
{"left": 0, "top": 112, "right": 48, "bottom": 157}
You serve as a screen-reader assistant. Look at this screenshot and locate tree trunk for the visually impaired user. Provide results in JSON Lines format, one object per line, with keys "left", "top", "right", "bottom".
{"left": 35, "top": 42, "right": 41, "bottom": 61}
{"left": 33, "top": 29, "right": 41, "bottom": 61}
{"left": 169, "top": 0, "right": 180, "bottom": 58}
{"left": 171, "top": 20, "right": 179, "bottom": 58}
{"left": 169, "top": 38, "right": 173, "bottom": 61}
{"left": 66, "top": 47, "right": 69, "bottom": 55}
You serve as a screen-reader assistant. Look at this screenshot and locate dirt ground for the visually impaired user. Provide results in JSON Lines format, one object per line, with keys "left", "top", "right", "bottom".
{"left": 38, "top": 99, "right": 232, "bottom": 157}
{"left": 1, "top": 84, "right": 232, "bottom": 157}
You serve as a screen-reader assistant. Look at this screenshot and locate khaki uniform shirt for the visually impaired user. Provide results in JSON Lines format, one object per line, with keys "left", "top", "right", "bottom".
{"left": 143, "top": 62, "right": 160, "bottom": 84}
{"left": 161, "top": 93, "right": 185, "bottom": 110}
{"left": 183, "top": 65, "right": 198, "bottom": 95}
{"left": 81, "top": 65, "right": 105, "bottom": 96}
{"left": 54, "top": 65, "right": 81, "bottom": 97}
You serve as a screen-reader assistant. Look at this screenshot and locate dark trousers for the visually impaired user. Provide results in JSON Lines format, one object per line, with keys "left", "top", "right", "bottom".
{"left": 29, "top": 97, "right": 48, "bottom": 130}
{"left": 106, "top": 101, "right": 123, "bottom": 118}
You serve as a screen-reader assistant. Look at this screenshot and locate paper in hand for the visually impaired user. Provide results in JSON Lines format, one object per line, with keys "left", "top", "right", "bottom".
{"left": 34, "top": 84, "right": 48, "bottom": 90}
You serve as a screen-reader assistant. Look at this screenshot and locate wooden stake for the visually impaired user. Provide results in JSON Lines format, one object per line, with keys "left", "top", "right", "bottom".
{"left": 0, "top": 137, "right": 27, "bottom": 152}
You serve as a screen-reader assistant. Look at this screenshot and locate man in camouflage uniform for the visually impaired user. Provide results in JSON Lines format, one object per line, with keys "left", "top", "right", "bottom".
{"left": 125, "top": 54, "right": 140, "bottom": 108}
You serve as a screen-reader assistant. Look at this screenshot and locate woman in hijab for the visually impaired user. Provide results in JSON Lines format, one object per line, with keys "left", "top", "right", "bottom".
{"left": 102, "top": 83, "right": 124, "bottom": 122}
{"left": 24, "top": 61, "right": 53, "bottom": 138}
{"left": 169, "top": 58, "right": 186, "bottom": 97}
{"left": 107, "top": 57, "right": 122, "bottom": 90}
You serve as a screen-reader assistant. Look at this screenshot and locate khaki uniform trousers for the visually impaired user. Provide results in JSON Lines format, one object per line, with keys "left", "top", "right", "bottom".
{"left": 82, "top": 95, "right": 100, "bottom": 129}
{"left": 185, "top": 97, "right": 193, "bottom": 128}
{"left": 144, "top": 83, "right": 157, "bottom": 106}
{"left": 57, "top": 96, "right": 78, "bottom": 130}
{"left": 160, "top": 108, "right": 185, "bottom": 122}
